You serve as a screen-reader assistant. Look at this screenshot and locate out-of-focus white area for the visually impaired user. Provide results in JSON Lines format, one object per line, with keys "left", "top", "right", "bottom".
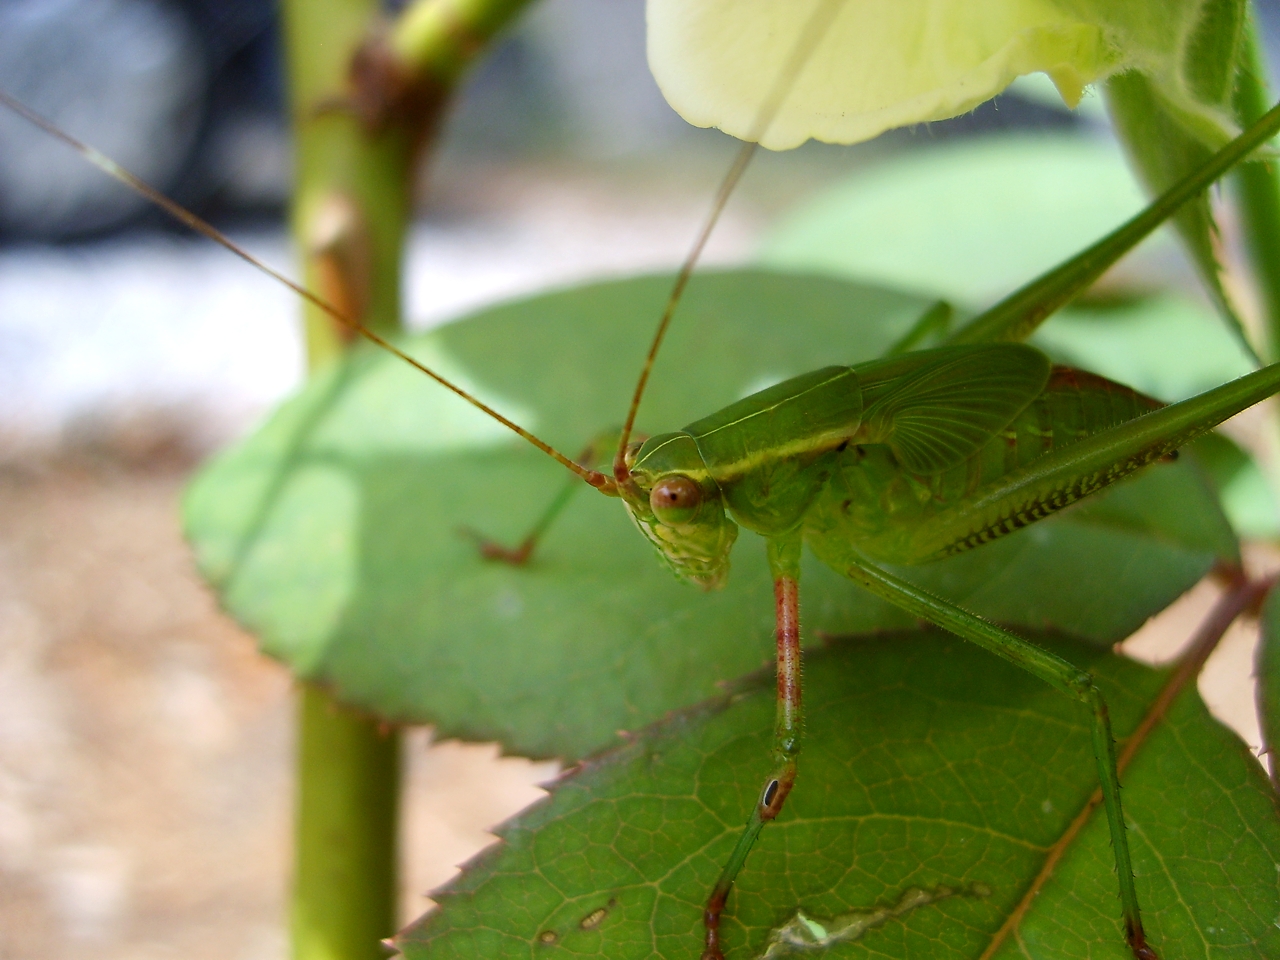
{"left": 0, "top": 179, "right": 759, "bottom": 459}
{"left": 0, "top": 0, "right": 206, "bottom": 235}
{"left": 0, "top": 4, "right": 795, "bottom": 956}
{"left": 0, "top": 234, "right": 298, "bottom": 453}
{"left": 0, "top": 461, "right": 563, "bottom": 959}
{"left": 1122, "top": 554, "right": 1279, "bottom": 773}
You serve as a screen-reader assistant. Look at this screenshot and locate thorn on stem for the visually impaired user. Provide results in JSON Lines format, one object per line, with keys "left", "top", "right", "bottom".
{"left": 307, "top": 194, "right": 372, "bottom": 342}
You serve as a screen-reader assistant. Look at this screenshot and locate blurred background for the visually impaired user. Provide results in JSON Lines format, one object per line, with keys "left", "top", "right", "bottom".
{"left": 2, "top": 2, "right": 1279, "bottom": 958}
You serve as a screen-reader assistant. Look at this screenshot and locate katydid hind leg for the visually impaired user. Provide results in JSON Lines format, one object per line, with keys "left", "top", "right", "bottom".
{"left": 843, "top": 555, "right": 1157, "bottom": 960}
{"left": 703, "top": 534, "right": 804, "bottom": 960}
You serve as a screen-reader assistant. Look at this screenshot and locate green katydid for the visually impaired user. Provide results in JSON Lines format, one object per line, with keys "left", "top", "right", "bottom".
{"left": 453, "top": 94, "right": 1280, "bottom": 958}
{"left": 7, "top": 50, "right": 1280, "bottom": 960}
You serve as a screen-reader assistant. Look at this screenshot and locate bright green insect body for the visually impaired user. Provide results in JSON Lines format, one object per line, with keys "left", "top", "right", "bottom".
{"left": 629, "top": 347, "right": 1172, "bottom": 581}
{"left": 626, "top": 343, "right": 1072, "bottom": 583}
{"left": 609, "top": 335, "right": 1225, "bottom": 959}
{"left": 812, "top": 364, "right": 1163, "bottom": 564}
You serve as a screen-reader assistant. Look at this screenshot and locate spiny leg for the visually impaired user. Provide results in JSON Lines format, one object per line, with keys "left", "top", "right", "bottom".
{"left": 460, "top": 430, "right": 619, "bottom": 564}
{"left": 703, "top": 534, "right": 804, "bottom": 960}
{"left": 844, "top": 554, "right": 1157, "bottom": 960}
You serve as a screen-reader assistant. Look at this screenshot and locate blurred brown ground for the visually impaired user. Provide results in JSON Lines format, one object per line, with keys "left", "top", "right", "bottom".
{"left": 0, "top": 439, "right": 1265, "bottom": 960}
{"left": 0, "top": 447, "right": 553, "bottom": 960}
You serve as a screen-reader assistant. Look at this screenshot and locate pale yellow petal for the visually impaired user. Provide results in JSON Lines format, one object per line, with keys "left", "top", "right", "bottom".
{"left": 646, "top": 0, "right": 1227, "bottom": 149}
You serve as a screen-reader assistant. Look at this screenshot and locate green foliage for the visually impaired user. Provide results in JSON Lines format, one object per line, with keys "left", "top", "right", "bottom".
{"left": 1230, "top": 21, "right": 1280, "bottom": 359}
{"left": 757, "top": 134, "right": 1254, "bottom": 391}
{"left": 1259, "top": 588, "right": 1280, "bottom": 775}
{"left": 185, "top": 271, "right": 1232, "bottom": 761}
{"left": 398, "top": 632, "right": 1280, "bottom": 959}
{"left": 1104, "top": 70, "right": 1255, "bottom": 360}
{"left": 1187, "top": 432, "right": 1280, "bottom": 539}
{"left": 760, "top": 135, "right": 1159, "bottom": 307}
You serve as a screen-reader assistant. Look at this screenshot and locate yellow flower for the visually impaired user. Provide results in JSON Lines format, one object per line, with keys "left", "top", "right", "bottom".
{"left": 647, "top": 0, "right": 1241, "bottom": 149}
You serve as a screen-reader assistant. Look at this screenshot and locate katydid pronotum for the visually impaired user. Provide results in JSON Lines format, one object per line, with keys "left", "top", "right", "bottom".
{"left": 7, "top": 38, "right": 1280, "bottom": 960}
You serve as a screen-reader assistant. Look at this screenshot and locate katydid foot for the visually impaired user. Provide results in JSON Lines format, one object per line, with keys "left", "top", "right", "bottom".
{"left": 701, "top": 766, "right": 797, "bottom": 960}
{"left": 1128, "top": 926, "right": 1158, "bottom": 960}
{"left": 458, "top": 473, "right": 581, "bottom": 566}
{"left": 458, "top": 526, "right": 538, "bottom": 565}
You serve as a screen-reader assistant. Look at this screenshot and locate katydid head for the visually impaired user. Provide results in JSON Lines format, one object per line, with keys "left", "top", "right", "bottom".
{"left": 619, "top": 432, "right": 738, "bottom": 590}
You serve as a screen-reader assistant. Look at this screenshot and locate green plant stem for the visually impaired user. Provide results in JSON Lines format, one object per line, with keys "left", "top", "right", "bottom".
{"left": 282, "top": 0, "right": 408, "bottom": 955}
{"left": 279, "top": 0, "right": 534, "bottom": 957}
{"left": 393, "top": 0, "right": 537, "bottom": 82}
{"left": 1232, "top": 15, "right": 1280, "bottom": 363}
{"left": 284, "top": 0, "right": 413, "bottom": 365}
{"left": 293, "top": 687, "right": 402, "bottom": 960}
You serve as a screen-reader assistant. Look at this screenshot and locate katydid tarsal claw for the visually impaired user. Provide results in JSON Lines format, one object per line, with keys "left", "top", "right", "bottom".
{"left": 8, "top": 31, "right": 1280, "bottom": 960}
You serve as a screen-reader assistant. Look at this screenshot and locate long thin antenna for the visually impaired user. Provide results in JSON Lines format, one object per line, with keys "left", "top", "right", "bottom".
{"left": 0, "top": 89, "right": 616, "bottom": 493}
{"left": 613, "top": 0, "right": 850, "bottom": 481}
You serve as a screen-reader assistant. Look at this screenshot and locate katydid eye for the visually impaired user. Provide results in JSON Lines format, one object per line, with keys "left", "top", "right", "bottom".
{"left": 650, "top": 476, "right": 702, "bottom": 526}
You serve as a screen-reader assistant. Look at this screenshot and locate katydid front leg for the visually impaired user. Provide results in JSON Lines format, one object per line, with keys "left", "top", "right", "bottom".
{"left": 459, "top": 473, "right": 582, "bottom": 564}
{"left": 702, "top": 532, "right": 804, "bottom": 960}
{"left": 461, "top": 429, "right": 623, "bottom": 564}
{"left": 843, "top": 554, "right": 1157, "bottom": 960}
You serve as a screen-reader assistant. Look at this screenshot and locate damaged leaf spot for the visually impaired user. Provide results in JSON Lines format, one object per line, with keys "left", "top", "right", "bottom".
{"left": 579, "top": 904, "right": 610, "bottom": 930}
{"left": 761, "top": 882, "right": 992, "bottom": 957}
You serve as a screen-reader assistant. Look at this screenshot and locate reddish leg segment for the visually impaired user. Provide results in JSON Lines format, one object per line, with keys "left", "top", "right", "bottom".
{"left": 702, "top": 535, "right": 803, "bottom": 960}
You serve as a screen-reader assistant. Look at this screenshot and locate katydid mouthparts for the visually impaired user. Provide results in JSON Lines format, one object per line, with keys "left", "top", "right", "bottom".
{"left": 7, "top": 83, "right": 1280, "bottom": 960}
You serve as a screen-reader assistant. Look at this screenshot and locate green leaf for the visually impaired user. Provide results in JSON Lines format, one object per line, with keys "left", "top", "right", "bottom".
{"left": 184, "top": 271, "right": 1233, "bottom": 755}
{"left": 1104, "top": 69, "right": 1258, "bottom": 361}
{"left": 1258, "top": 586, "right": 1280, "bottom": 781}
{"left": 398, "top": 631, "right": 1280, "bottom": 959}
{"left": 1182, "top": 0, "right": 1247, "bottom": 110}
{"left": 1229, "top": 19, "right": 1280, "bottom": 364}
{"left": 760, "top": 135, "right": 1156, "bottom": 307}
{"left": 1187, "top": 431, "right": 1280, "bottom": 539}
